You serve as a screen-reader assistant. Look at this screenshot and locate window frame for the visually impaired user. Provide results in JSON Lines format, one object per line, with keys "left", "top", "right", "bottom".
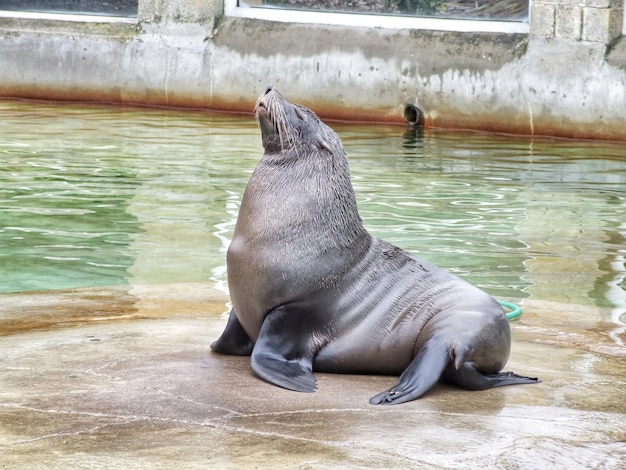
{"left": 224, "top": 0, "right": 530, "bottom": 34}
{"left": 0, "top": 0, "right": 138, "bottom": 23}
{"left": 0, "top": 10, "right": 136, "bottom": 23}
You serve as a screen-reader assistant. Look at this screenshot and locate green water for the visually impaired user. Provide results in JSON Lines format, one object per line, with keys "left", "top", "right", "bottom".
{"left": 0, "top": 100, "right": 624, "bottom": 314}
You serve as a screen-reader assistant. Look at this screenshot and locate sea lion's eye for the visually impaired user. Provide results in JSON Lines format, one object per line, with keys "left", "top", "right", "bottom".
{"left": 294, "top": 107, "right": 305, "bottom": 120}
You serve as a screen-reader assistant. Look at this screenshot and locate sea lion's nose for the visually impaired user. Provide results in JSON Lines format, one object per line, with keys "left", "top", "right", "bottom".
{"left": 264, "top": 85, "right": 273, "bottom": 95}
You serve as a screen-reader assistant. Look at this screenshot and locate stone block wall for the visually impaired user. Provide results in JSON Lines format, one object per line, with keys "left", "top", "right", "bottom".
{"left": 531, "top": 0, "right": 624, "bottom": 43}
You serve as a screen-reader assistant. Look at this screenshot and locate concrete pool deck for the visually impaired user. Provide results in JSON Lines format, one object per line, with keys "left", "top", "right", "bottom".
{"left": 1, "top": 283, "right": 625, "bottom": 469}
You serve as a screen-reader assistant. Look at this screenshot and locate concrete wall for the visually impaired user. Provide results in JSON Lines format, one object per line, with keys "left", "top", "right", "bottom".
{"left": 0, "top": 0, "right": 625, "bottom": 140}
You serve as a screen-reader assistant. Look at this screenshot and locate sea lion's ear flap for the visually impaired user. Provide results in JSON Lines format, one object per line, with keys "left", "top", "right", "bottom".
{"left": 315, "top": 134, "right": 333, "bottom": 152}
{"left": 313, "top": 127, "right": 334, "bottom": 152}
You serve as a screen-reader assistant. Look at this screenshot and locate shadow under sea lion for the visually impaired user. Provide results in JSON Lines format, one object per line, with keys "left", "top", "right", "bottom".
{"left": 211, "top": 87, "right": 539, "bottom": 405}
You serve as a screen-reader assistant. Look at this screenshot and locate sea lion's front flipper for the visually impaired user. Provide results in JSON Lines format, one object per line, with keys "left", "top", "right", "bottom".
{"left": 210, "top": 309, "right": 254, "bottom": 356}
{"left": 369, "top": 338, "right": 449, "bottom": 405}
{"left": 250, "top": 305, "right": 317, "bottom": 393}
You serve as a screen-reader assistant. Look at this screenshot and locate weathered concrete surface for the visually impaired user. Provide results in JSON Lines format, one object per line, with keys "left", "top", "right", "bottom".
{"left": 0, "top": 10, "right": 625, "bottom": 140}
{"left": 1, "top": 284, "right": 625, "bottom": 469}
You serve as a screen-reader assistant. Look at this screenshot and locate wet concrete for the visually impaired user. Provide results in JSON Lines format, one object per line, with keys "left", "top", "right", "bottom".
{"left": 1, "top": 284, "right": 625, "bottom": 469}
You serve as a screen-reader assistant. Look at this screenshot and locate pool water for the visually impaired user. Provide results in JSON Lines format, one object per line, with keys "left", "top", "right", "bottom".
{"left": 0, "top": 100, "right": 625, "bottom": 321}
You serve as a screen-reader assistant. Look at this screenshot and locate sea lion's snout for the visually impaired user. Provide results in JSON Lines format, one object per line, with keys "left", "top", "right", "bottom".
{"left": 255, "top": 86, "right": 292, "bottom": 152}
{"left": 254, "top": 86, "right": 281, "bottom": 120}
{"left": 254, "top": 96, "right": 267, "bottom": 117}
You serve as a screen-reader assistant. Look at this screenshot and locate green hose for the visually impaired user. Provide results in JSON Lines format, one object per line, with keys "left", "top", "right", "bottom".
{"left": 498, "top": 300, "right": 523, "bottom": 321}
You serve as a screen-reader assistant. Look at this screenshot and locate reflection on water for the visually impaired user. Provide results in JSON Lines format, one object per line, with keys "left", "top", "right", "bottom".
{"left": 0, "top": 111, "right": 142, "bottom": 292}
{"left": 0, "top": 100, "right": 624, "bottom": 318}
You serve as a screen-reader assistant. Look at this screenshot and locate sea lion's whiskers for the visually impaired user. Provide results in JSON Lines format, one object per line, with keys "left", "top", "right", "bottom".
{"left": 275, "top": 104, "right": 292, "bottom": 153}
{"left": 255, "top": 89, "right": 299, "bottom": 155}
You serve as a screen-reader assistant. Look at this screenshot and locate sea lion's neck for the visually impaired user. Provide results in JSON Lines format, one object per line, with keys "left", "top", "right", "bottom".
{"left": 238, "top": 146, "right": 368, "bottom": 249}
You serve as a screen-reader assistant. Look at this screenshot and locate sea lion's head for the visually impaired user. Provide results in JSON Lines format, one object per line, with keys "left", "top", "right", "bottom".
{"left": 254, "top": 86, "right": 334, "bottom": 155}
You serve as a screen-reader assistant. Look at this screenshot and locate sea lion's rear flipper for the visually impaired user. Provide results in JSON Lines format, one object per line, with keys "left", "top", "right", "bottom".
{"left": 369, "top": 338, "right": 450, "bottom": 405}
{"left": 445, "top": 362, "right": 540, "bottom": 390}
{"left": 250, "top": 305, "right": 317, "bottom": 393}
{"left": 210, "top": 309, "right": 254, "bottom": 356}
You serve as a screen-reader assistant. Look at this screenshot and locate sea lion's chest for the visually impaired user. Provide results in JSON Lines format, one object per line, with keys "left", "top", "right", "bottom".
{"left": 226, "top": 161, "right": 356, "bottom": 339}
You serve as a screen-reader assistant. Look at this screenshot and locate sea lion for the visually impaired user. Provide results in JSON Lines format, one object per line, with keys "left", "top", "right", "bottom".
{"left": 211, "top": 86, "right": 538, "bottom": 405}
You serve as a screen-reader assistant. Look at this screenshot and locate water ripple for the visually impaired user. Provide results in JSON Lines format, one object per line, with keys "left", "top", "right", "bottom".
{"left": 1, "top": 101, "right": 624, "bottom": 312}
